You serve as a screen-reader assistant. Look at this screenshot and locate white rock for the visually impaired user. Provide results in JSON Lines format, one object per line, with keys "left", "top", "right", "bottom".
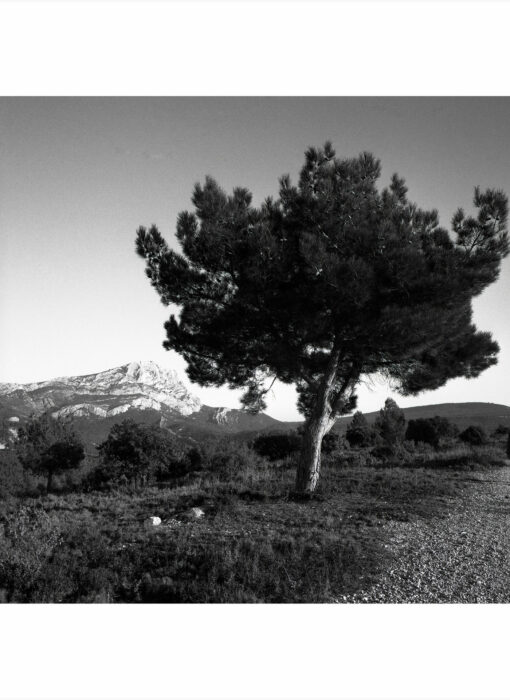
{"left": 213, "top": 407, "right": 232, "bottom": 425}
{"left": 145, "top": 516, "right": 162, "bottom": 526}
{"left": 190, "top": 507, "right": 205, "bottom": 519}
{"left": 9, "top": 360, "right": 202, "bottom": 418}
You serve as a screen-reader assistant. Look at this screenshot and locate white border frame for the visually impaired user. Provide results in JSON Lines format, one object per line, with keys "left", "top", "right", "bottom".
{"left": 1, "top": 1, "right": 510, "bottom": 699}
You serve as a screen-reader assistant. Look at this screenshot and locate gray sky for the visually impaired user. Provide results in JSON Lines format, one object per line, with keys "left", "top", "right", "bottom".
{"left": 1, "top": 97, "right": 509, "bottom": 420}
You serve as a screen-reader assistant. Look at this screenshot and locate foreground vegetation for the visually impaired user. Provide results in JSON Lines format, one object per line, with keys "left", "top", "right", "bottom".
{"left": 0, "top": 428, "right": 507, "bottom": 602}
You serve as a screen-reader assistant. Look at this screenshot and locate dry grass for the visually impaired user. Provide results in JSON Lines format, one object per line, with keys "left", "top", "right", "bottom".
{"left": 0, "top": 442, "right": 506, "bottom": 603}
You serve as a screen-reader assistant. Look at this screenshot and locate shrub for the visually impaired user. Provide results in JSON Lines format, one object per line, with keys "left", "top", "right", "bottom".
{"left": 345, "top": 411, "right": 377, "bottom": 448}
{"left": 459, "top": 425, "right": 488, "bottom": 446}
{"left": 323, "top": 447, "right": 378, "bottom": 470}
{"left": 374, "top": 399, "right": 406, "bottom": 448}
{"left": 406, "top": 416, "right": 458, "bottom": 449}
{"left": 91, "top": 420, "right": 187, "bottom": 489}
{"left": 15, "top": 414, "right": 85, "bottom": 493}
{"left": 0, "top": 505, "right": 63, "bottom": 601}
{"left": 492, "top": 424, "right": 509, "bottom": 438}
{"left": 371, "top": 442, "right": 411, "bottom": 467}
{"left": 253, "top": 429, "right": 341, "bottom": 461}
{"left": 321, "top": 431, "right": 342, "bottom": 455}
{"left": 201, "top": 438, "right": 264, "bottom": 479}
{"left": 507, "top": 432, "right": 510, "bottom": 458}
{"left": 0, "top": 450, "right": 26, "bottom": 499}
{"left": 253, "top": 432, "right": 301, "bottom": 461}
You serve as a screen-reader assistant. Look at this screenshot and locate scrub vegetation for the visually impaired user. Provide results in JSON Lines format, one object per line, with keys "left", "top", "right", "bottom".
{"left": 0, "top": 405, "right": 508, "bottom": 603}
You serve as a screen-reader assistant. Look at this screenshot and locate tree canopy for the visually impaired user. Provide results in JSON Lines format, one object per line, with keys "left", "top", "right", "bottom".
{"left": 16, "top": 414, "right": 84, "bottom": 492}
{"left": 136, "top": 142, "right": 508, "bottom": 492}
{"left": 96, "top": 420, "right": 186, "bottom": 488}
{"left": 346, "top": 411, "right": 376, "bottom": 448}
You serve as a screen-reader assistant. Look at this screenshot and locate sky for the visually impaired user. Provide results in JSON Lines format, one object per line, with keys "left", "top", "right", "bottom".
{"left": 1, "top": 97, "right": 509, "bottom": 421}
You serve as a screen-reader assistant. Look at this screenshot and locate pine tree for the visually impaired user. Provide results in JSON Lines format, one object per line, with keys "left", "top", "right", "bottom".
{"left": 374, "top": 398, "right": 406, "bottom": 447}
{"left": 136, "top": 143, "right": 508, "bottom": 494}
{"left": 346, "top": 411, "right": 374, "bottom": 447}
{"left": 15, "top": 414, "right": 84, "bottom": 493}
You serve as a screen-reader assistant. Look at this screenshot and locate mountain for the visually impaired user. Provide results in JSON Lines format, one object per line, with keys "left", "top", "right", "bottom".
{"left": 0, "top": 361, "right": 282, "bottom": 448}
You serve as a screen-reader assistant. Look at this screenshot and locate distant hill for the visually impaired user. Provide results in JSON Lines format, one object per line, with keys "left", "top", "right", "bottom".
{"left": 332, "top": 402, "right": 510, "bottom": 434}
{"left": 283, "top": 402, "right": 510, "bottom": 435}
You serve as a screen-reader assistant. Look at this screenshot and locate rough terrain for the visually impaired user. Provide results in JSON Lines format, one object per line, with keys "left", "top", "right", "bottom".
{"left": 342, "top": 463, "right": 510, "bottom": 603}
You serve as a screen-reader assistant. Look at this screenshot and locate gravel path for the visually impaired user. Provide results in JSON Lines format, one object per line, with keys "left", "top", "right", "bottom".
{"left": 342, "top": 463, "right": 510, "bottom": 603}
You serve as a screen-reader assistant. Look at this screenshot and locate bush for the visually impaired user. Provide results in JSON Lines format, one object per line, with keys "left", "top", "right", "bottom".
{"left": 406, "top": 416, "right": 458, "bottom": 449}
{"left": 507, "top": 432, "right": 510, "bottom": 458}
{"left": 345, "top": 411, "right": 377, "bottom": 448}
{"left": 459, "top": 425, "right": 488, "bottom": 446}
{"left": 323, "top": 447, "right": 378, "bottom": 470}
{"left": 321, "top": 432, "right": 342, "bottom": 455}
{"left": 0, "top": 450, "right": 26, "bottom": 499}
{"left": 374, "top": 399, "right": 406, "bottom": 448}
{"left": 253, "top": 432, "right": 301, "bottom": 461}
{"left": 201, "top": 438, "right": 264, "bottom": 479}
{"left": 253, "top": 429, "right": 341, "bottom": 461}
{"left": 371, "top": 442, "right": 411, "bottom": 467}
{"left": 0, "top": 505, "right": 63, "bottom": 601}
{"left": 92, "top": 420, "right": 186, "bottom": 489}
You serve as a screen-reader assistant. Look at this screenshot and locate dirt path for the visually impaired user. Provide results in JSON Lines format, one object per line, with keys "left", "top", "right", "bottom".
{"left": 342, "top": 463, "right": 510, "bottom": 603}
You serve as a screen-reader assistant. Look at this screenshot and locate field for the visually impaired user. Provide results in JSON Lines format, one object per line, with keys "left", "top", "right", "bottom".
{"left": 1, "top": 437, "right": 509, "bottom": 603}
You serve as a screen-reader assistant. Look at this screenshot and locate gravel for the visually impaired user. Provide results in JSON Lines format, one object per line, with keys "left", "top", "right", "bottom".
{"left": 341, "top": 463, "right": 510, "bottom": 603}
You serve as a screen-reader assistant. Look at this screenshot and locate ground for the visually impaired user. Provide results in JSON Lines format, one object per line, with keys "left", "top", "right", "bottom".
{"left": 0, "top": 445, "right": 508, "bottom": 603}
{"left": 343, "top": 462, "right": 510, "bottom": 603}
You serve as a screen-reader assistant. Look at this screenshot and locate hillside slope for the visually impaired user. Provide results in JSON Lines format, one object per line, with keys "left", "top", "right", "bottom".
{"left": 284, "top": 402, "right": 510, "bottom": 434}
{"left": 334, "top": 402, "right": 510, "bottom": 433}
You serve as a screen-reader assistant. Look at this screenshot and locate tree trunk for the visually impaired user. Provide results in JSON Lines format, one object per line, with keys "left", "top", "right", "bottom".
{"left": 294, "top": 348, "right": 341, "bottom": 495}
{"left": 295, "top": 413, "right": 333, "bottom": 494}
{"left": 46, "top": 470, "right": 54, "bottom": 493}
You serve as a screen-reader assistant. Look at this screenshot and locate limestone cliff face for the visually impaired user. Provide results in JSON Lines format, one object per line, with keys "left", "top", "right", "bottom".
{"left": 0, "top": 361, "right": 202, "bottom": 420}
{"left": 0, "top": 361, "right": 283, "bottom": 447}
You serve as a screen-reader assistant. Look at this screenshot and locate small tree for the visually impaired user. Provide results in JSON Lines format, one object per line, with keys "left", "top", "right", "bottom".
{"left": 459, "top": 424, "right": 487, "bottom": 446}
{"left": 136, "top": 143, "right": 508, "bottom": 494}
{"left": 15, "top": 414, "right": 84, "bottom": 492}
{"left": 406, "top": 418, "right": 439, "bottom": 448}
{"left": 374, "top": 399, "right": 406, "bottom": 448}
{"left": 492, "top": 424, "right": 509, "bottom": 438}
{"left": 345, "top": 411, "right": 375, "bottom": 448}
{"left": 96, "top": 420, "right": 185, "bottom": 488}
{"left": 406, "top": 415, "right": 458, "bottom": 449}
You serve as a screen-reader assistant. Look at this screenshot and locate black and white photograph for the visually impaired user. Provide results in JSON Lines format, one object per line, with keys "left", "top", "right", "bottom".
{"left": 1, "top": 96, "right": 509, "bottom": 605}
{"left": 2, "top": 2, "right": 510, "bottom": 700}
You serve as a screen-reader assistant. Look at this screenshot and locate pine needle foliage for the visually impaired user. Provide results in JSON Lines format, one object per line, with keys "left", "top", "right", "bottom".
{"left": 136, "top": 143, "right": 508, "bottom": 492}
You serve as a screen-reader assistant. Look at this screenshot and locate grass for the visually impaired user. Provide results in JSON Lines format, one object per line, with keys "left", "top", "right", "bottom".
{"left": 0, "top": 442, "right": 506, "bottom": 603}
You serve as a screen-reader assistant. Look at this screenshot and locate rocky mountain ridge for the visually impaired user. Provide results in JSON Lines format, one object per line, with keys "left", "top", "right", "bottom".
{"left": 0, "top": 361, "right": 202, "bottom": 421}
{"left": 0, "top": 361, "right": 282, "bottom": 447}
